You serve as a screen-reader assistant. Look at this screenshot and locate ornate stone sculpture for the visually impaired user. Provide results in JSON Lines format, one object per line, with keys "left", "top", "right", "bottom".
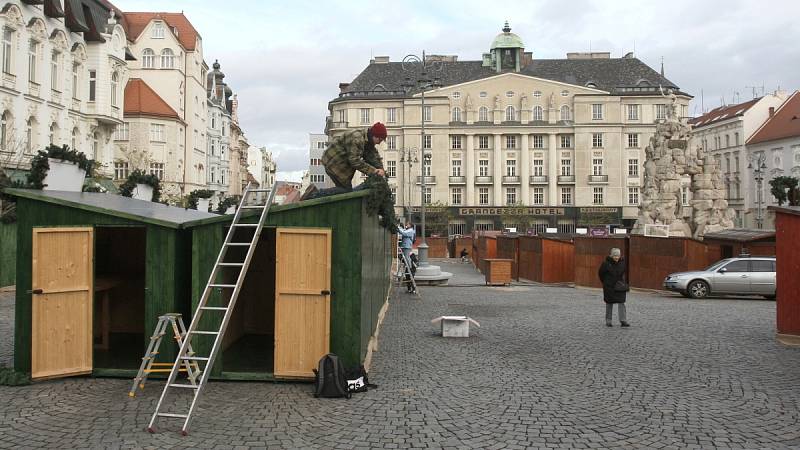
{"left": 632, "top": 96, "right": 735, "bottom": 239}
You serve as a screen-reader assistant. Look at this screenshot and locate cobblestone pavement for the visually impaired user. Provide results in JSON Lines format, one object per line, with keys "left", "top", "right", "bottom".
{"left": 1, "top": 260, "right": 799, "bottom": 449}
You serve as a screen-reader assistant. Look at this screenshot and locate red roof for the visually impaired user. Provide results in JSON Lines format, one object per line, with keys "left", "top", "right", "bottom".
{"left": 748, "top": 91, "right": 800, "bottom": 145}
{"left": 122, "top": 12, "right": 200, "bottom": 50}
{"left": 124, "top": 78, "right": 182, "bottom": 121}
{"left": 689, "top": 97, "right": 760, "bottom": 129}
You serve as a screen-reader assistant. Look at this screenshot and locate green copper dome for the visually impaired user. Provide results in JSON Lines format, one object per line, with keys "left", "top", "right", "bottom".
{"left": 490, "top": 22, "right": 524, "bottom": 50}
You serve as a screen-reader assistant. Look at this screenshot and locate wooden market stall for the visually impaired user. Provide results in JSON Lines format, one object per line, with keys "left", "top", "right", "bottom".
{"left": 703, "top": 229, "right": 776, "bottom": 265}
{"left": 5, "top": 189, "right": 216, "bottom": 380}
{"left": 0, "top": 221, "right": 15, "bottom": 287}
{"left": 426, "top": 237, "right": 448, "bottom": 258}
{"left": 496, "top": 235, "right": 520, "bottom": 280}
{"left": 474, "top": 232, "right": 500, "bottom": 273}
{"left": 185, "top": 190, "right": 393, "bottom": 380}
{"left": 770, "top": 206, "right": 800, "bottom": 344}
{"left": 518, "top": 236, "right": 575, "bottom": 283}
{"left": 628, "top": 235, "right": 708, "bottom": 290}
{"left": 449, "top": 236, "right": 473, "bottom": 260}
{"left": 574, "top": 236, "right": 629, "bottom": 288}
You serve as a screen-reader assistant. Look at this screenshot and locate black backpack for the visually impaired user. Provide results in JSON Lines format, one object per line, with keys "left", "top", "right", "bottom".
{"left": 344, "top": 365, "right": 378, "bottom": 393}
{"left": 313, "top": 354, "right": 351, "bottom": 399}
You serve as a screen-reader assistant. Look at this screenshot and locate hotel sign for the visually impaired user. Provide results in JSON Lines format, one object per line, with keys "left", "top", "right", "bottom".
{"left": 458, "top": 207, "right": 565, "bottom": 216}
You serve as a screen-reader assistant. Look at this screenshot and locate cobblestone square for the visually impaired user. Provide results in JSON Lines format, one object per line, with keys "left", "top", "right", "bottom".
{"left": 1, "top": 260, "right": 799, "bottom": 449}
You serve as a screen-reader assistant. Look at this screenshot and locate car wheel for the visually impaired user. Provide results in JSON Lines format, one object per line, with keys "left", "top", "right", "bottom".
{"left": 687, "top": 280, "right": 710, "bottom": 299}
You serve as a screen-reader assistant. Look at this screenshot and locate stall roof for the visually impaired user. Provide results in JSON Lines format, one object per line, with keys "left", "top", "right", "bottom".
{"left": 4, "top": 188, "right": 217, "bottom": 229}
{"left": 702, "top": 228, "right": 776, "bottom": 242}
{"left": 769, "top": 205, "right": 800, "bottom": 217}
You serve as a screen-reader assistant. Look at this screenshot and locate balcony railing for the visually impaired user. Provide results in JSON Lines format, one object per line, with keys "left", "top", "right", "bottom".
{"left": 588, "top": 175, "right": 609, "bottom": 183}
{"left": 502, "top": 176, "right": 521, "bottom": 184}
{"left": 330, "top": 121, "right": 349, "bottom": 129}
{"left": 557, "top": 175, "right": 575, "bottom": 184}
{"left": 474, "top": 176, "right": 493, "bottom": 184}
{"left": 415, "top": 176, "right": 436, "bottom": 185}
{"left": 448, "top": 176, "right": 466, "bottom": 184}
{"left": 529, "top": 175, "right": 548, "bottom": 184}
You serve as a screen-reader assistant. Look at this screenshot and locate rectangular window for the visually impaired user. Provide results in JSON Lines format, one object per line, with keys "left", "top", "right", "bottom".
{"left": 506, "top": 187, "right": 517, "bottom": 205}
{"left": 592, "top": 133, "right": 603, "bottom": 148}
{"left": 592, "top": 103, "right": 603, "bottom": 120}
{"left": 478, "top": 135, "right": 489, "bottom": 149}
{"left": 423, "top": 187, "right": 431, "bottom": 204}
{"left": 386, "top": 135, "right": 396, "bottom": 150}
{"left": 113, "top": 161, "right": 129, "bottom": 180}
{"left": 451, "top": 159, "right": 462, "bottom": 177}
{"left": 532, "top": 187, "right": 544, "bottom": 205}
{"left": 50, "top": 50, "right": 60, "bottom": 91}
{"left": 656, "top": 104, "right": 667, "bottom": 120}
{"left": 359, "top": 108, "right": 370, "bottom": 124}
{"left": 150, "top": 123, "right": 165, "bottom": 142}
{"left": 451, "top": 188, "right": 462, "bottom": 205}
{"left": 593, "top": 187, "right": 604, "bottom": 205}
{"left": 72, "top": 64, "right": 79, "bottom": 99}
{"left": 506, "top": 159, "right": 516, "bottom": 177}
{"left": 628, "top": 158, "right": 639, "bottom": 177}
{"left": 627, "top": 104, "right": 639, "bottom": 120}
{"left": 561, "top": 187, "right": 572, "bottom": 205}
{"left": 451, "top": 135, "right": 462, "bottom": 149}
{"left": 149, "top": 162, "right": 165, "bottom": 180}
{"left": 725, "top": 135, "right": 730, "bottom": 148}
{"left": 152, "top": 22, "right": 165, "bottom": 38}
{"left": 531, "top": 135, "right": 544, "bottom": 148}
{"left": 28, "top": 40, "right": 38, "bottom": 83}
{"left": 561, "top": 158, "right": 572, "bottom": 176}
{"left": 422, "top": 134, "right": 432, "bottom": 149}
{"left": 389, "top": 187, "right": 396, "bottom": 203}
{"left": 2, "top": 28, "right": 12, "bottom": 74}
{"left": 88, "top": 70, "right": 96, "bottom": 102}
{"left": 387, "top": 107, "right": 397, "bottom": 123}
{"left": 735, "top": 132, "right": 740, "bottom": 146}
{"left": 479, "top": 159, "right": 489, "bottom": 177}
{"left": 114, "top": 122, "right": 129, "bottom": 141}
{"left": 423, "top": 156, "right": 431, "bottom": 176}
{"left": 560, "top": 135, "right": 572, "bottom": 148}
{"left": 505, "top": 135, "right": 517, "bottom": 149}
{"left": 627, "top": 133, "right": 639, "bottom": 148}
{"left": 532, "top": 158, "right": 544, "bottom": 176}
{"left": 386, "top": 160, "right": 396, "bottom": 177}
{"left": 423, "top": 105, "right": 432, "bottom": 122}
{"left": 592, "top": 156, "right": 604, "bottom": 176}
{"left": 479, "top": 187, "right": 489, "bottom": 205}
{"left": 628, "top": 187, "right": 640, "bottom": 205}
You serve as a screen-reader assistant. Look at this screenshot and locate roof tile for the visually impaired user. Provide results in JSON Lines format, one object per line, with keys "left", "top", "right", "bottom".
{"left": 124, "top": 78, "right": 181, "bottom": 121}
{"left": 747, "top": 91, "right": 800, "bottom": 145}
{"left": 122, "top": 11, "right": 199, "bottom": 50}
{"left": 688, "top": 97, "right": 760, "bottom": 129}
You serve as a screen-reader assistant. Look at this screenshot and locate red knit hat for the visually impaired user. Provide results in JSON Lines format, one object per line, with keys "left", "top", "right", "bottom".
{"left": 371, "top": 122, "right": 387, "bottom": 139}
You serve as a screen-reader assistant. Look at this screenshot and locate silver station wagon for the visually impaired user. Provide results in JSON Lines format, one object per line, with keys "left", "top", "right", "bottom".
{"left": 663, "top": 256, "right": 776, "bottom": 299}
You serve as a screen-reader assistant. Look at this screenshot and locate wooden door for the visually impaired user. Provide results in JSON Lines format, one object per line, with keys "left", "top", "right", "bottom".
{"left": 31, "top": 227, "right": 94, "bottom": 379}
{"left": 274, "top": 228, "right": 331, "bottom": 379}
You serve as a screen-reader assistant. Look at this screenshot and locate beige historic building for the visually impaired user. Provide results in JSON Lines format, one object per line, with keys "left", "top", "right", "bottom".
{"left": 327, "top": 23, "right": 691, "bottom": 234}
{"left": 247, "top": 145, "right": 276, "bottom": 191}
{"left": 206, "top": 59, "right": 232, "bottom": 203}
{"left": 0, "top": 0, "right": 128, "bottom": 177}
{"left": 227, "top": 93, "right": 248, "bottom": 196}
{"left": 113, "top": 11, "right": 207, "bottom": 199}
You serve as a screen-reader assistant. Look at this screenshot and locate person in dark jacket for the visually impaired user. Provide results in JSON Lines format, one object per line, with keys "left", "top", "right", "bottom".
{"left": 598, "top": 247, "right": 630, "bottom": 327}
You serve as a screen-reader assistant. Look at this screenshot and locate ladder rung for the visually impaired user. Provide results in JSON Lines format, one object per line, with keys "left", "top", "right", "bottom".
{"left": 217, "top": 263, "right": 244, "bottom": 266}
{"left": 169, "top": 384, "right": 199, "bottom": 389}
{"left": 200, "top": 306, "right": 228, "bottom": 311}
{"left": 181, "top": 356, "right": 210, "bottom": 361}
{"left": 190, "top": 330, "right": 220, "bottom": 335}
{"left": 233, "top": 223, "right": 259, "bottom": 227}
{"left": 157, "top": 413, "right": 189, "bottom": 419}
{"left": 209, "top": 284, "right": 236, "bottom": 288}
{"left": 225, "top": 242, "right": 252, "bottom": 246}
{"left": 248, "top": 189, "right": 272, "bottom": 192}
{"left": 241, "top": 205, "right": 265, "bottom": 209}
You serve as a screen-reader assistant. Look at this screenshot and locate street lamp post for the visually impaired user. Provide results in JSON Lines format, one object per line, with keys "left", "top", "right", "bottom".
{"left": 748, "top": 153, "right": 768, "bottom": 229}
{"left": 402, "top": 51, "right": 443, "bottom": 267}
{"left": 399, "top": 147, "right": 418, "bottom": 223}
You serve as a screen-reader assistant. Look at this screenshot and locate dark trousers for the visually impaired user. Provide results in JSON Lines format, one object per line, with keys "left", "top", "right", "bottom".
{"left": 312, "top": 169, "right": 367, "bottom": 199}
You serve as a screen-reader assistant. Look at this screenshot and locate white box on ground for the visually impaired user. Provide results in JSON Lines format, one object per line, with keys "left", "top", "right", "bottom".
{"left": 431, "top": 316, "right": 480, "bottom": 338}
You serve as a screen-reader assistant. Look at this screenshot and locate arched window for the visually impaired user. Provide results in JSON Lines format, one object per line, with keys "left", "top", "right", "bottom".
{"left": 142, "top": 48, "right": 155, "bottom": 68}
{"left": 451, "top": 107, "right": 462, "bottom": 122}
{"left": 505, "top": 105, "right": 516, "bottom": 121}
{"left": 1, "top": 111, "right": 11, "bottom": 150}
{"left": 478, "top": 106, "right": 489, "bottom": 122}
{"left": 560, "top": 105, "right": 571, "bottom": 121}
{"left": 26, "top": 116, "right": 37, "bottom": 153}
{"left": 71, "top": 127, "right": 78, "bottom": 150}
{"left": 160, "top": 48, "right": 174, "bottom": 69}
{"left": 110, "top": 72, "right": 118, "bottom": 106}
{"left": 532, "top": 106, "right": 543, "bottom": 121}
{"left": 49, "top": 122, "right": 58, "bottom": 145}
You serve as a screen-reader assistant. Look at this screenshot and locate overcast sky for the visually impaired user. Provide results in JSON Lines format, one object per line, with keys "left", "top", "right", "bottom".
{"left": 115, "top": 0, "right": 800, "bottom": 182}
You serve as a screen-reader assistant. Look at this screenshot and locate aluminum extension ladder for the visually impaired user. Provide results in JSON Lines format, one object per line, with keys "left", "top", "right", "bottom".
{"left": 396, "top": 246, "right": 419, "bottom": 296}
{"left": 147, "top": 182, "right": 277, "bottom": 435}
{"left": 129, "top": 313, "right": 199, "bottom": 398}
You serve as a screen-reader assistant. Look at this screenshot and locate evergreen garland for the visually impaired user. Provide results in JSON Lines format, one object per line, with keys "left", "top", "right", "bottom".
{"left": 363, "top": 174, "right": 399, "bottom": 233}
{"left": 118, "top": 170, "right": 161, "bottom": 202}
{"left": 27, "top": 144, "right": 95, "bottom": 189}
{"left": 215, "top": 195, "right": 241, "bottom": 214}
{"left": 186, "top": 189, "right": 214, "bottom": 211}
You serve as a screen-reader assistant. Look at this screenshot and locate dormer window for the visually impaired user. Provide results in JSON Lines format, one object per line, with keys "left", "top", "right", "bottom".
{"left": 152, "top": 22, "right": 165, "bottom": 39}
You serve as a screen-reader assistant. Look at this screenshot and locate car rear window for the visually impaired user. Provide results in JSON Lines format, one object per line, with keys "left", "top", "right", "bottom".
{"left": 722, "top": 260, "right": 750, "bottom": 272}
{"left": 751, "top": 260, "right": 776, "bottom": 272}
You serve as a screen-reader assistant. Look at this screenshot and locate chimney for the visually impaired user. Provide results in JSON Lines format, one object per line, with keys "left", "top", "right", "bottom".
{"left": 372, "top": 56, "right": 390, "bottom": 64}
{"left": 339, "top": 83, "right": 350, "bottom": 93}
{"left": 769, "top": 107, "right": 775, "bottom": 117}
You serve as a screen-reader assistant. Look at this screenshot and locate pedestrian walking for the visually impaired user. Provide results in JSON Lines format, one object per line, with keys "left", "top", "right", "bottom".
{"left": 598, "top": 247, "right": 630, "bottom": 327}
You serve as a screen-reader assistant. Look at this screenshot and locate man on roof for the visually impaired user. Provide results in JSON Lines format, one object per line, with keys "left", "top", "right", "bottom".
{"left": 302, "top": 122, "right": 387, "bottom": 200}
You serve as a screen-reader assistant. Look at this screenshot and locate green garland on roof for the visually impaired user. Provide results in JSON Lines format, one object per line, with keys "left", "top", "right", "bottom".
{"left": 215, "top": 195, "right": 241, "bottom": 214}
{"left": 363, "top": 174, "right": 399, "bottom": 233}
{"left": 27, "top": 144, "right": 96, "bottom": 190}
{"left": 118, "top": 170, "right": 161, "bottom": 202}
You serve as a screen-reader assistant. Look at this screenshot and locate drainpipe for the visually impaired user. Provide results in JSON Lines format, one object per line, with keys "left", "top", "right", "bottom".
{"left": 181, "top": 50, "right": 189, "bottom": 196}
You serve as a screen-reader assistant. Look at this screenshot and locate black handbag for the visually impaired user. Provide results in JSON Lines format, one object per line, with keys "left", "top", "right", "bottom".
{"left": 614, "top": 280, "right": 630, "bottom": 292}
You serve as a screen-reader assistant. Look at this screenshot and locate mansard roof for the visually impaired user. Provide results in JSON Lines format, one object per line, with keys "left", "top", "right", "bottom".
{"left": 333, "top": 56, "right": 683, "bottom": 103}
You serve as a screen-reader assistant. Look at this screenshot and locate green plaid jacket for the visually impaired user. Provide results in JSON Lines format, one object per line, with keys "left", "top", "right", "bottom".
{"left": 322, "top": 129, "right": 383, "bottom": 187}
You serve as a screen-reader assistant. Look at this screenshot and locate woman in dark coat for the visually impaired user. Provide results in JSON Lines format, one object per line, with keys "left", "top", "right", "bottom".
{"left": 598, "top": 248, "right": 629, "bottom": 327}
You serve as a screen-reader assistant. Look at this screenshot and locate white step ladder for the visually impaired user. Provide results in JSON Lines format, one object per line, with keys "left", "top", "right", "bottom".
{"left": 129, "top": 313, "right": 199, "bottom": 398}
{"left": 395, "top": 246, "right": 419, "bottom": 296}
{"left": 146, "top": 182, "right": 277, "bottom": 435}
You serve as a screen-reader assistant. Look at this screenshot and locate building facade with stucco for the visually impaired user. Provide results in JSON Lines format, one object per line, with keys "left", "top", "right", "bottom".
{"left": 327, "top": 23, "right": 692, "bottom": 234}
